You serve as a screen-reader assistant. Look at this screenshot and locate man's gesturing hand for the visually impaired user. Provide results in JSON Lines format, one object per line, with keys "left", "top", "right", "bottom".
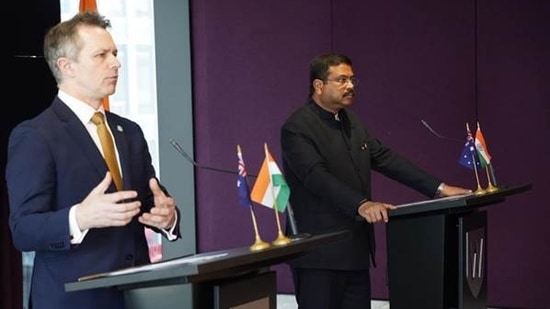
{"left": 138, "top": 178, "right": 177, "bottom": 230}
{"left": 76, "top": 172, "right": 141, "bottom": 230}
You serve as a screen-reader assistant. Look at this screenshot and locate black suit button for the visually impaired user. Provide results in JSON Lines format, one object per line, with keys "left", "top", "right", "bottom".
{"left": 125, "top": 254, "right": 134, "bottom": 260}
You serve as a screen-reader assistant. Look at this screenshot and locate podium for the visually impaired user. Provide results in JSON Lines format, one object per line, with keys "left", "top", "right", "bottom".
{"left": 65, "top": 230, "right": 349, "bottom": 309}
{"left": 386, "top": 184, "right": 532, "bottom": 309}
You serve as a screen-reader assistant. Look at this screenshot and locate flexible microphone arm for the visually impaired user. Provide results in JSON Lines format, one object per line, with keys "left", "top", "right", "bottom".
{"left": 420, "top": 119, "right": 463, "bottom": 142}
{"left": 168, "top": 138, "right": 308, "bottom": 239}
{"left": 169, "top": 138, "right": 238, "bottom": 176}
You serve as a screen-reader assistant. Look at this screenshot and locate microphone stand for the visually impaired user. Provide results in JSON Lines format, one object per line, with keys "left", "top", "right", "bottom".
{"left": 285, "top": 202, "right": 311, "bottom": 240}
{"left": 169, "top": 138, "right": 311, "bottom": 240}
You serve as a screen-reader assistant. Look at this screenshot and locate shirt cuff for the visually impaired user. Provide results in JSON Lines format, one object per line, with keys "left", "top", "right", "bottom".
{"left": 69, "top": 204, "right": 89, "bottom": 244}
{"left": 434, "top": 182, "right": 446, "bottom": 198}
{"left": 160, "top": 211, "right": 179, "bottom": 241}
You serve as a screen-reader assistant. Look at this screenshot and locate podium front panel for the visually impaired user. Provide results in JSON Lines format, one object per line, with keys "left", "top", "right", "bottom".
{"left": 387, "top": 213, "right": 447, "bottom": 309}
{"left": 387, "top": 210, "right": 490, "bottom": 309}
{"left": 213, "top": 271, "right": 276, "bottom": 309}
{"left": 386, "top": 184, "right": 530, "bottom": 309}
{"left": 458, "top": 211, "right": 487, "bottom": 309}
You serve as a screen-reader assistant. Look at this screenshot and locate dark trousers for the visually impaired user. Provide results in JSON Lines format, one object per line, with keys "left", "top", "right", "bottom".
{"left": 291, "top": 267, "right": 371, "bottom": 309}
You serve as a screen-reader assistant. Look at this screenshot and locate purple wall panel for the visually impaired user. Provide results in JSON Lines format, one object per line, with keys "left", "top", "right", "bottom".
{"left": 190, "top": 0, "right": 549, "bottom": 307}
{"left": 190, "top": 0, "right": 334, "bottom": 293}
{"left": 331, "top": 1, "right": 476, "bottom": 298}
{"left": 477, "top": 1, "right": 550, "bottom": 308}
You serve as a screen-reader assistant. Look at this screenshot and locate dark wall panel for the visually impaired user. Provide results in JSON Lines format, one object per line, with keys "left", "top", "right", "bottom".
{"left": 10, "top": 1, "right": 60, "bottom": 56}
{"left": 4, "top": 1, "right": 60, "bottom": 171}
{"left": 3, "top": 2, "right": 59, "bottom": 309}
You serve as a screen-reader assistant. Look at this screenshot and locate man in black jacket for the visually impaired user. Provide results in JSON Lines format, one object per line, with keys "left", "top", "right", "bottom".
{"left": 281, "top": 53, "right": 471, "bottom": 309}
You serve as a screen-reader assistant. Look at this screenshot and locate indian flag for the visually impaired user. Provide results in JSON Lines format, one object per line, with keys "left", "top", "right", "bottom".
{"left": 250, "top": 143, "right": 290, "bottom": 212}
{"left": 474, "top": 122, "right": 492, "bottom": 167}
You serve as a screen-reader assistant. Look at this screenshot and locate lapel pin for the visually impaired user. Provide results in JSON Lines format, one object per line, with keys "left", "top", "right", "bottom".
{"left": 117, "top": 125, "right": 123, "bottom": 132}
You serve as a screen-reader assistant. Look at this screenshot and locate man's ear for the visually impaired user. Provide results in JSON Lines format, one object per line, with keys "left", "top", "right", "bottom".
{"left": 313, "top": 79, "right": 324, "bottom": 94}
{"left": 57, "top": 57, "right": 74, "bottom": 77}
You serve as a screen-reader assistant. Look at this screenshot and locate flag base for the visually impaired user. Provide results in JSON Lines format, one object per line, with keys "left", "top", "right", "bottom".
{"left": 250, "top": 238, "right": 271, "bottom": 251}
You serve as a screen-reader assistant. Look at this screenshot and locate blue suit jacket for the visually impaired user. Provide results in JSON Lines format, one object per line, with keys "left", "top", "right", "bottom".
{"left": 6, "top": 97, "right": 180, "bottom": 309}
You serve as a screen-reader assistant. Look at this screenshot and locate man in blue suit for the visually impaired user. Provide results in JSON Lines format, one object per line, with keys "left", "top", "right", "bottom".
{"left": 5, "top": 11, "right": 181, "bottom": 309}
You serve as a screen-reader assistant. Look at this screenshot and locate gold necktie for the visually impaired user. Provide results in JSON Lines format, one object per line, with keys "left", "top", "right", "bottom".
{"left": 91, "top": 112, "right": 123, "bottom": 191}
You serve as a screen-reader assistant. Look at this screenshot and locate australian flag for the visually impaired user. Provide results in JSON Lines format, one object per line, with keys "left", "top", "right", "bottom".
{"left": 458, "top": 126, "right": 481, "bottom": 169}
{"left": 237, "top": 146, "right": 252, "bottom": 209}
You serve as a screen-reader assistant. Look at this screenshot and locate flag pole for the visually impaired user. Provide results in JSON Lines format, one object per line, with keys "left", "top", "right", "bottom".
{"left": 263, "top": 143, "right": 291, "bottom": 246}
{"left": 475, "top": 122, "right": 498, "bottom": 193}
{"left": 238, "top": 145, "right": 270, "bottom": 251}
{"left": 471, "top": 153, "right": 485, "bottom": 195}
{"left": 271, "top": 202, "right": 291, "bottom": 246}
{"left": 248, "top": 206, "right": 270, "bottom": 251}
{"left": 467, "top": 123, "right": 485, "bottom": 195}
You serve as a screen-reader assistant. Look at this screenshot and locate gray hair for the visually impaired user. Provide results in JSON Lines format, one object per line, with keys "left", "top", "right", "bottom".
{"left": 43, "top": 11, "right": 111, "bottom": 82}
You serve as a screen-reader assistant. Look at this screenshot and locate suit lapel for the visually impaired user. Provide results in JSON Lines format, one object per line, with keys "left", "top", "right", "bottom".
{"left": 51, "top": 99, "right": 118, "bottom": 191}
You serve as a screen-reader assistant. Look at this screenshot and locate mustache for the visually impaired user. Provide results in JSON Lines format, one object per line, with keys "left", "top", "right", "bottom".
{"left": 344, "top": 90, "right": 355, "bottom": 97}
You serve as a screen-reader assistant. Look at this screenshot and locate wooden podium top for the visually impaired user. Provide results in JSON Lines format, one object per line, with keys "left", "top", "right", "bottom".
{"left": 65, "top": 230, "right": 350, "bottom": 292}
{"left": 389, "top": 183, "right": 532, "bottom": 218}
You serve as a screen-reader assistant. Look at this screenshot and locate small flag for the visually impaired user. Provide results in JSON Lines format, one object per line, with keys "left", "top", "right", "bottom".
{"left": 251, "top": 143, "right": 290, "bottom": 212}
{"left": 474, "top": 122, "right": 492, "bottom": 167}
{"left": 459, "top": 124, "right": 480, "bottom": 169}
{"left": 237, "top": 145, "right": 252, "bottom": 209}
{"left": 79, "top": 0, "right": 98, "bottom": 12}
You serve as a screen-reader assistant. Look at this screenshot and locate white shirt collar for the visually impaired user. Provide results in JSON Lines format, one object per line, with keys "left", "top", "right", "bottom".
{"left": 58, "top": 90, "right": 105, "bottom": 125}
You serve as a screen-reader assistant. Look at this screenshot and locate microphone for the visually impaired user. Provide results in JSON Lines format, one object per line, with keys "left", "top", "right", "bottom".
{"left": 169, "top": 138, "right": 237, "bottom": 175}
{"left": 168, "top": 138, "right": 310, "bottom": 240}
{"left": 420, "top": 119, "right": 463, "bottom": 142}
